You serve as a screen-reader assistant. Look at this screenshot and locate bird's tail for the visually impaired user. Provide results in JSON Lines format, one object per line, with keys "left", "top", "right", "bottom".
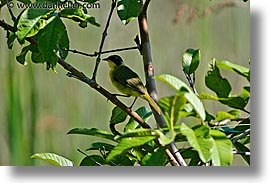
{"left": 142, "top": 92, "right": 162, "bottom": 115}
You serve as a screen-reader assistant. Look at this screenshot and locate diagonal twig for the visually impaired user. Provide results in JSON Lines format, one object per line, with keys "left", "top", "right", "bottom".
{"left": 92, "top": 0, "right": 117, "bottom": 81}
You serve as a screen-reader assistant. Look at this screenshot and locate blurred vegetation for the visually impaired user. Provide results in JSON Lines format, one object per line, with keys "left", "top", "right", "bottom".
{"left": 0, "top": 0, "right": 249, "bottom": 165}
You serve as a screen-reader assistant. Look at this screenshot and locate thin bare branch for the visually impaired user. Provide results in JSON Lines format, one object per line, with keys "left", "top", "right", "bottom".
{"left": 92, "top": 0, "right": 117, "bottom": 81}
{"left": 65, "top": 46, "right": 139, "bottom": 58}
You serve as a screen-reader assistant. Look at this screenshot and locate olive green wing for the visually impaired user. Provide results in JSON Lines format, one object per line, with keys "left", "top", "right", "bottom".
{"left": 113, "top": 65, "right": 146, "bottom": 95}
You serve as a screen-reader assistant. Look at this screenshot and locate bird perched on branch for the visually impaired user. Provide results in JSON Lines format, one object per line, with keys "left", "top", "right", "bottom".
{"left": 103, "top": 55, "right": 162, "bottom": 115}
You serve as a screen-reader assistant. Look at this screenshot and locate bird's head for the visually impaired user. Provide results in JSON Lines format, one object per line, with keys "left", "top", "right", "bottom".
{"left": 103, "top": 55, "right": 124, "bottom": 69}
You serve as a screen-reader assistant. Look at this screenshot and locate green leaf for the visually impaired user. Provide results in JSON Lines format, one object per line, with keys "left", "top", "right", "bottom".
{"left": 124, "top": 107, "right": 152, "bottom": 132}
{"left": 180, "top": 123, "right": 212, "bottom": 163}
{"left": 215, "top": 110, "right": 239, "bottom": 122}
{"left": 156, "top": 74, "right": 206, "bottom": 120}
{"left": 220, "top": 95, "right": 249, "bottom": 110}
{"left": 200, "top": 92, "right": 249, "bottom": 110}
{"left": 86, "top": 142, "right": 114, "bottom": 151}
{"left": 80, "top": 155, "right": 105, "bottom": 166}
{"left": 31, "top": 153, "right": 73, "bottom": 166}
{"left": 118, "top": 128, "right": 158, "bottom": 139}
{"left": 209, "top": 130, "right": 233, "bottom": 166}
{"left": 110, "top": 106, "right": 128, "bottom": 124}
{"left": 141, "top": 147, "right": 168, "bottom": 166}
{"left": 37, "top": 16, "right": 69, "bottom": 70}
{"left": 157, "top": 130, "right": 176, "bottom": 145}
{"left": 117, "top": 0, "right": 141, "bottom": 25}
{"left": 182, "top": 49, "right": 200, "bottom": 74}
{"left": 106, "top": 136, "right": 156, "bottom": 161}
{"left": 60, "top": 8, "right": 100, "bottom": 28}
{"left": 16, "top": 4, "right": 53, "bottom": 41}
{"left": 67, "top": 128, "right": 114, "bottom": 140}
{"left": 158, "top": 94, "right": 186, "bottom": 129}
{"left": 216, "top": 60, "right": 249, "bottom": 81}
{"left": 205, "top": 59, "right": 232, "bottom": 97}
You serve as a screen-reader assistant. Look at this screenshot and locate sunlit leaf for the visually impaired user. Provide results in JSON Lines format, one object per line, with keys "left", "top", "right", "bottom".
{"left": 16, "top": 5, "right": 54, "bottom": 41}
{"left": 216, "top": 60, "right": 249, "bottom": 81}
{"left": 180, "top": 123, "right": 212, "bottom": 162}
{"left": 156, "top": 74, "right": 206, "bottom": 120}
{"left": 209, "top": 130, "right": 233, "bottom": 166}
{"left": 31, "top": 153, "right": 73, "bottom": 166}
{"left": 60, "top": 8, "right": 100, "bottom": 28}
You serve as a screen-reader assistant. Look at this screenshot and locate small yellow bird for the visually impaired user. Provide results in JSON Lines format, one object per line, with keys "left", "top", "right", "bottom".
{"left": 103, "top": 55, "right": 162, "bottom": 115}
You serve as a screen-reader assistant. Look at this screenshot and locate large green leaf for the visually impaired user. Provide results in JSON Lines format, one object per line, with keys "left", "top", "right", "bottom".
{"left": 37, "top": 16, "right": 69, "bottom": 70}
{"left": 117, "top": 0, "right": 141, "bottom": 25}
{"left": 106, "top": 136, "right": 156, "bottom": 161}
{"left": 16, "top": 3, "right": 53, "bottom": 41}
{"left": 156, "top": 74, "right": 206, "bottom": 120}
{"left": 67, "top": 128, "right": 114, "bottom": 140}
{"left": 180, "top": 123, "right": 212, "bottom": 163}
{"left": 209, "top": 130, "right": 233, "bottom": 166}
{"left": 182, "top": 49, "right": 200, "bottom": 75}
{"left": 216, "top": 60, "right": 249, "bottom": 81}
{"left": 31, "top": 153, "right": 73, "bottom": 166}
{"left": 124, "top": 107, "right": 152, "bottom": 132}
{"left": 205, "top": 59, "right": 232, "bottom": 98}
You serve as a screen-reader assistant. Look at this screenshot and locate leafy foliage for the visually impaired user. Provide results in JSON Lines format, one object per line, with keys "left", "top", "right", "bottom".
{"left": 0, "top": 0, "right": 250, "bottom": 166}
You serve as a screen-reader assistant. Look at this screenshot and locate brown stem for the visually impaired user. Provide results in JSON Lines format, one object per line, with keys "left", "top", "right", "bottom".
{"left": 138, "top": 0, "right": 187, "bottom": 166}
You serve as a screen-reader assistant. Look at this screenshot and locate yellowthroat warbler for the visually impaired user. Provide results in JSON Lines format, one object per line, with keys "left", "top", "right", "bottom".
{"left": 103, "top": 55, "right": 162, "bottom": 115}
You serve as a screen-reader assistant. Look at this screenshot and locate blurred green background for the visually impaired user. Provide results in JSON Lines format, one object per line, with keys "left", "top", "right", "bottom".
{"left": 0, "top": 0, "right": 249, "bottom": 166}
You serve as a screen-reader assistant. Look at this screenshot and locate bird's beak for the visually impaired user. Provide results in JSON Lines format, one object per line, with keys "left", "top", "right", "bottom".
{"left": 102, "top": 58, "right": 108, "bottom": 61}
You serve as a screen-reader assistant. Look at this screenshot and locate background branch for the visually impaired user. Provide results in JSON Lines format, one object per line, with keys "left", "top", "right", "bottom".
{"left": 65, "top": 45, "right": 139, "bottom": 58}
